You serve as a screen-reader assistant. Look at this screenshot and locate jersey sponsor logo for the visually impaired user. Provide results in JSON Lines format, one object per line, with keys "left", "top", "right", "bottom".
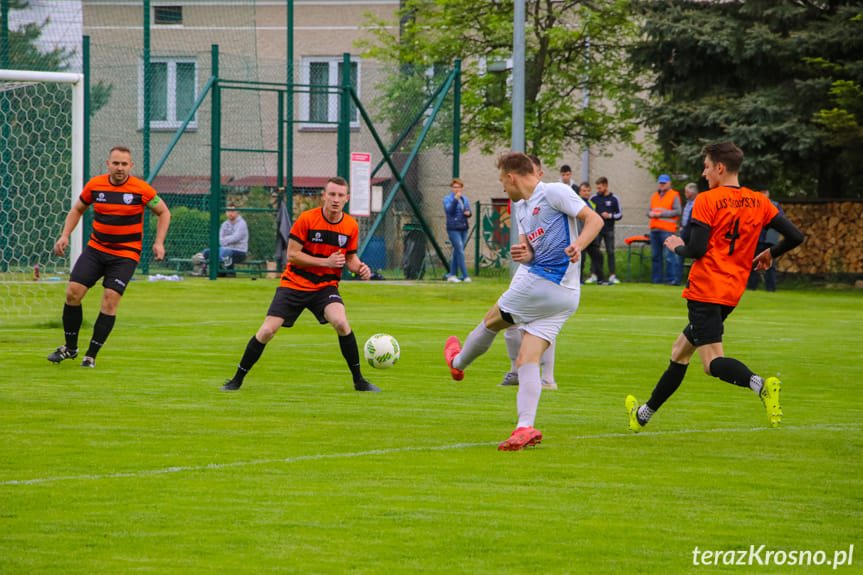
{"left": 312, "top": 232, "right": 324, "bottom": 243}
{"left": 338, "top": 234, "right": 347, "bottom": 247}
{"left": 533, "top": 206, "right": 541, "bottom": 215}
{"left": 527, "top": 227, "right": 545, "bottom": 242}
{"left": 97, "top": 192, "right": 107, "bottom": 203}
{"left": 123, "top": 193, "right": 133, "bottom": 204}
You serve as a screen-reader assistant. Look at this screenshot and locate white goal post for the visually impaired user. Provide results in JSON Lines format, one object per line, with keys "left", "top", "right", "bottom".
{"left": 0, "top": 70, "right": 85, "bottom": 268}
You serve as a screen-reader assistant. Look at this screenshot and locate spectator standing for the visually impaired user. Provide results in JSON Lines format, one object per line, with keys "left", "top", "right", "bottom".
{"left": 747, "top": 190, "right": 784, "bottom": 292}
{"left": 678, "top": 183, "right": 699, "bottom": 284}
{"left": 193, "top": 204, "right": 249, "bottom": 276}
{"left": 559, "top": 164, "right": 577, "bottom": 192}
{"left": 648, "top": 175, "right": 682, "bottom": 285}
{"left": 680, "top": 183, "right": 698, "bottom": 243}
{"left": 590, "top": 176, "right": 623, "bottom": 284}
{"left": 443, "top": 178, "right": 472, "bottom": 283}
{"left": 577, "top": 182, "right": 606, "bottom": 285}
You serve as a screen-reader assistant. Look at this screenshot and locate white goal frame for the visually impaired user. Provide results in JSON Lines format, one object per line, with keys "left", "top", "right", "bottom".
{"left": 0, "top": 70, "right": 85, "bottom": 269}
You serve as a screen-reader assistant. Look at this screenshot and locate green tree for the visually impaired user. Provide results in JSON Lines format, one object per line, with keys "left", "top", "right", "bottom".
{"left": 630, "top": 0, "right": 863, "bottom": 198}
{"left": 359, "top": 0, "right": 641, "bottom": 165}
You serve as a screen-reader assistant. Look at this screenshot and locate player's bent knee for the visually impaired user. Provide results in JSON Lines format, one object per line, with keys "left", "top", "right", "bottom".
{"left": 331, "top": 321, "right": 351, "bottom": 336}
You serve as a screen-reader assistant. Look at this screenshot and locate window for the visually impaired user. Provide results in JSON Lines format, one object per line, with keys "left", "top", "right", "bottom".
{"left": 300, "top": 57, "right": 359, "bottom": 129}
{"left": 139, "top": 58, "right": 197, "bottom": 130}
{"left": 154, "top": 6, "right": 182, "bottom": 26}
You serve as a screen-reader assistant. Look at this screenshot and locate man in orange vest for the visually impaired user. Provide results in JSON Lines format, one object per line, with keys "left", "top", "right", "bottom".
{"left": 648, "top": 174, "right": 682, "bottom": 284}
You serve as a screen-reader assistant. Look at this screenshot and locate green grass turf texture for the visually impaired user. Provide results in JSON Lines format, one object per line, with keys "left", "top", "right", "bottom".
{"left": 1, "top": 277, "right": 861, "bottom": 574}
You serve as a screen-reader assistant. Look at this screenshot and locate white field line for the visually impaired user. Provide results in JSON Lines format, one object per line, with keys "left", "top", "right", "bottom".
{"left": 2, "top": 423, "right": 858, "bottom": 487}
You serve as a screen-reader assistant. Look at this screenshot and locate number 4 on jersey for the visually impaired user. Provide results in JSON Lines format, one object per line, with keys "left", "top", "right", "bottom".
{"left": 725, "top": 217, "right": 741, "bottom": 255}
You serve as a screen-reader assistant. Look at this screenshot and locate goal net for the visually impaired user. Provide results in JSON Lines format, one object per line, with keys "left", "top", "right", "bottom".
{"left": 0, "top": 70, "right": 84, "bottom": 320}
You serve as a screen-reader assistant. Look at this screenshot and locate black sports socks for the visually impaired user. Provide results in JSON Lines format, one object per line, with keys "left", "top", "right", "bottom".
{"left": 63, "top": 303, "right": 83, "bottom": 350}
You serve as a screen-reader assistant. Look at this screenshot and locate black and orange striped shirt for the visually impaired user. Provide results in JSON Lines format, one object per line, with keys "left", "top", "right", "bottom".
{"left": 280, "top": 207, "right": 358, "bottom": 291}
{"left": 80, "top": 174, "right": 159, "bottom": 262}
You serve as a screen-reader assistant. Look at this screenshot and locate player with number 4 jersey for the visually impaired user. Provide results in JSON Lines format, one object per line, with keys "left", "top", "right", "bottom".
{"left": 684, "top": 185, "right": 778, "bottom": 307}
{"left": 625, "top": 142, "right": 804, "bottom": 433}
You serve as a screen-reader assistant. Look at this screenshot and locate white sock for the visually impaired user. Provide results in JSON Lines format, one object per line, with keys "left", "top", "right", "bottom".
{"left": 637, "top": 404, "right": 655, "bottom": 424}
{"left": 503, "top": 326, "right": 522, "bottom": 372}
{"left": 540, "top": 339, "right": 555, "bottom": 382}
{"left": 749, "top": 375, "right": 764, "bottom": 395}
{"left": 516, "top": 363, "right": 542, "bottom": 428}
{"left": 453, "top": 321, "right": 497, "bottom": 371}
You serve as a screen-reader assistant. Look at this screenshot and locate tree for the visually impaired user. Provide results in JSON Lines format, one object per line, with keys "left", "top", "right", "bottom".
{"left": 359, "top": 0, "right": 641, "bottom": 165}
{"left": 630, "top": 0, "right": 863, "bottom": 198}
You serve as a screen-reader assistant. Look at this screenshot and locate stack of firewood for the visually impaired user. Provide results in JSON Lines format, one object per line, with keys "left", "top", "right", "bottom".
{"left": 775, "top": 202, "right": 863, "bottom": 275}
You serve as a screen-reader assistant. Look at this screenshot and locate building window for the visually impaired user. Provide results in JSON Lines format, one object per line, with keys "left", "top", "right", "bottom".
{"left": 139, "top": 58, "right": 197, "bottom": 130}
{"left": 154, "top": 6, "right": 183, "bottom": 26}
{"left": 300, "top": 57, "right": 359, "bottom": 129}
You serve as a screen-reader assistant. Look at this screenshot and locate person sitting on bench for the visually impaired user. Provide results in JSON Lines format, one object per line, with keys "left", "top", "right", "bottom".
{"left": 193, "top": 204, "right": 248, "bottom": 275}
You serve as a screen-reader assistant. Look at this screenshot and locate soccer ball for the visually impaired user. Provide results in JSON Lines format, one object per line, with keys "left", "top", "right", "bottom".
{"left": 364, "top": 333, "right": 400, "bottom": 369}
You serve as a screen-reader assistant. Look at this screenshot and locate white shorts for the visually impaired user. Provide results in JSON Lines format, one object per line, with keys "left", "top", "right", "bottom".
{"left": 497, "top": 270, "right": 580, "bottom": 343}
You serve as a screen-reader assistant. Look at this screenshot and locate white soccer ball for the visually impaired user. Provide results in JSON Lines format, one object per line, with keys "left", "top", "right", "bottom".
{"left": 364, "top": 333, "right": 400, "bottom": 369}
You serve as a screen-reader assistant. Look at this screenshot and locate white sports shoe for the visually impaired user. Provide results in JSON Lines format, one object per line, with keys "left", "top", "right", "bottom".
{"left": 447, "top": 275, "right": 461, "bottom": 283}
{"left": 609, "top": 274, "right": 621, "bottom": 284}
{"left": 585, "top": 274, "right": 598, "bottom": 284}
{"left": 461, "top": 277, "right": 472, "bottom": 283}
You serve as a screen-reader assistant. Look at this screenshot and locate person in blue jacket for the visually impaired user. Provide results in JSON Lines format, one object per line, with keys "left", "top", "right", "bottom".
{"left": 443, "top": 178, "right": 472, "bottom": 282}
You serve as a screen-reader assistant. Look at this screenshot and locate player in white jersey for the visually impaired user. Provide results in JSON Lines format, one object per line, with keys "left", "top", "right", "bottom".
{"left": 444, "top": 152, "right": 604, "bottom": 451}
{"left": 500, "top": 154, "right": 559, "bottom": 390}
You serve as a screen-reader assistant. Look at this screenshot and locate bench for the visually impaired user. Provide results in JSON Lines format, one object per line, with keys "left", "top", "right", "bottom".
{"left": 167, "top": 258, "right": 267, "bottom": 277}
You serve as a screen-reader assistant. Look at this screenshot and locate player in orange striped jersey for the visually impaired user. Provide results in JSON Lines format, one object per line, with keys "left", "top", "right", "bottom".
{"left": 222, "top": 177, "right": 380, "bottom": 392}
{"left": 626, "top": 142, "right": 804, "bottom": 431}
{"left": 48, "top": 146, "right": 171, "bottom": 368}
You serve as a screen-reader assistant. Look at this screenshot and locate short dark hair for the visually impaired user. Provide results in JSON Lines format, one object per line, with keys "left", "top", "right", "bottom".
{"left": 527, "top": 153, "right": 542, "bottom": 170}
{"left": 579, "top": 181, "right": 590, "bottom": 188}
{"left": 109, "top": 145, "right": 131, "bottom": 156}
{"left": 595, "top": 176, "right": 608, "bottom": 186}
{"left": 560, "top": 164, "right": 572, "bottom": 173}
{"left": 702, "top": 141, "right": 743, "bottom": 174}
{"left": 497, "top": 152, "right": 536, "bottom": 176}
{"left": 327, "top": 176, "right": 349, "bottom": 188}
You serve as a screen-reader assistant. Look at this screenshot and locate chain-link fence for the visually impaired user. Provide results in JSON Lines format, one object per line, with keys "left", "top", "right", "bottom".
{"left": 4, "top": 1, "right": 470, "bottom": 282}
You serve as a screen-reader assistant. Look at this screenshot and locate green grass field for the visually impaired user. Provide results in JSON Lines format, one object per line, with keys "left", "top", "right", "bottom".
{"left": 2, "top": 277, "right": 861, "bottom": 574}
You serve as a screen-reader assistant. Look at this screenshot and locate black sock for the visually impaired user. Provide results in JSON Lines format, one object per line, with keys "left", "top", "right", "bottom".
{"left": 709, "top": 357, "right": 754, "bottom": 388}
{"left": 338, "top": 331, "right": 364, "bottom": 382}
{"left": 63, "top": 303, "right": 83, "bottom": 350}
{"left": 85, "top": 312, "right": 116, "bottom": 358}
{"left": 234, "top": 336, "right": 266, "bottom": 382}
{"left": 646, "top": 360, "right": 688, "bottom": 412}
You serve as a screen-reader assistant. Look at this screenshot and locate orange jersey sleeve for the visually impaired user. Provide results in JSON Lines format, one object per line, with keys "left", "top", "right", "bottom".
{"left": 280, "top": 207, "right": 359, "bottom": 291}
{"left": 80, "top": 175, "right": 158, "bottom": 262}
{"left": 683, "top": 186, "right": 779, "bottom": 306}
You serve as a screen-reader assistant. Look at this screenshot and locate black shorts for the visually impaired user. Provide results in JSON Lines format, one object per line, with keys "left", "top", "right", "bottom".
{"left": 266, "top": 285, "right": 344, "bottom": 327}
{"left": 682, "top": 300, "right": 735, "bottom": 347}
{"left": 69, "top": 247, "right": 138, "bottom": 296}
